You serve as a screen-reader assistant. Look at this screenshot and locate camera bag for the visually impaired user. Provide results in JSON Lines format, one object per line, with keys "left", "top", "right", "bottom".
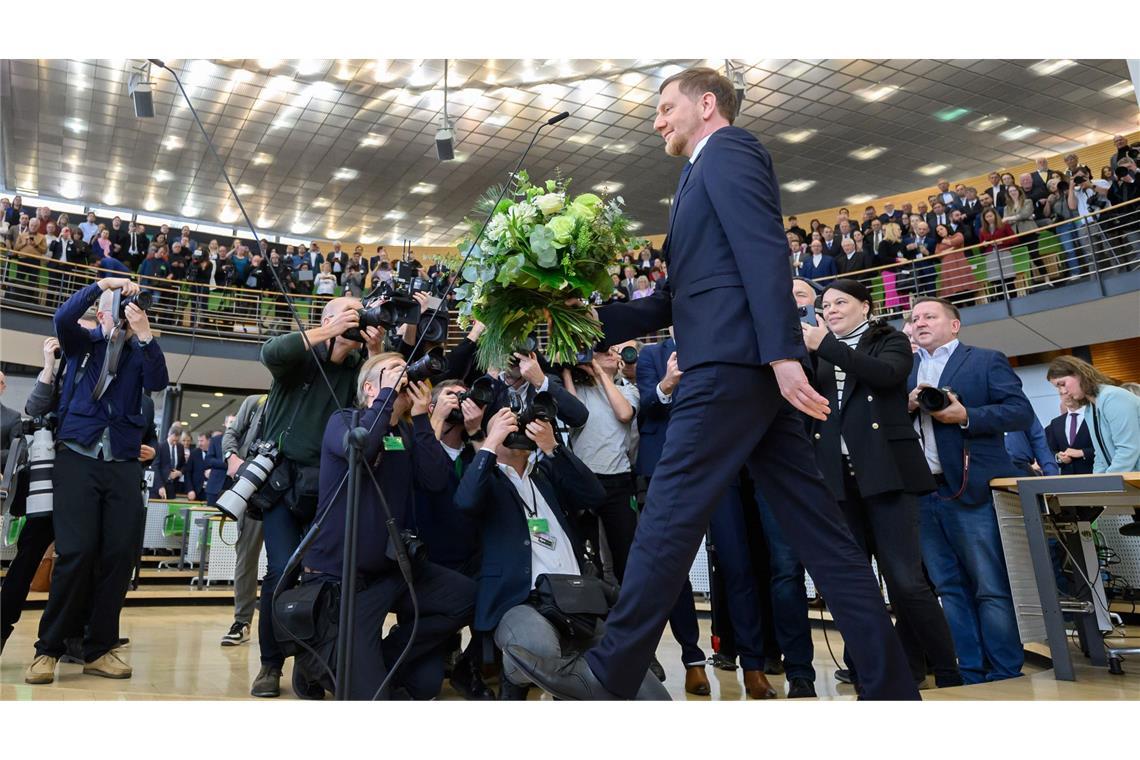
{"left": 532, "top": 573, "right": 614, "bottom": 640}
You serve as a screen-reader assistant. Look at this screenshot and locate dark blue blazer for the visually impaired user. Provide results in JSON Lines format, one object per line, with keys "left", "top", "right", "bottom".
{"left": 1004, "top": 419, "right": 1060, "bottom": 476}
{"left": 203, "top": 433, "right": 228, "bottom": 495}
{"left": 1044, "top": 412, "right": 1095, "bottom": 475}
{"left": 798, "top": 255, "right": 838, "bottom": 281}
{"left": 596, "top": 127, "right": 806, "bottom": 371}
{"left": 185, "top": 448, "right": 208, "bottom": 496}
{"left": 634, "top": 337, "right": 675, "bottom": 477}
{"left": 908, "top": 343, "right": 1034, "bottom": 505}
{"left": 454, "top": 447, "right": 605, "bottom": 632}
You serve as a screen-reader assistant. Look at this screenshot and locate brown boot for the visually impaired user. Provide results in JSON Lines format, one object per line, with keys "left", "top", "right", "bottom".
{"left": 684, "top": 665, "right": 711, "bottom": 696}
{"left": 744, "top": 669, "right": 778, "bottom": 699}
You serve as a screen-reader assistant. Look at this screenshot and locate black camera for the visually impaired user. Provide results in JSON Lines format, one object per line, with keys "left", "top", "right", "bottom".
{"left": 505, "top": 391, "right": 558, "bottom": 450}
{"left": 1114, "top": 166, "right": 1130, "bottom": 179}
{"left": 112, "top": 290, "right": 153, "bottom": 321}
{"left": 445, "top": 376, "right": 496, "bottom": 424}
{"left": 508, "top": 335, "right": 539, "bottom": 366}
{"left": 215, "top": 440, "right": 280, "bottom": 521}
{"left": 917, "top": 386, "right": 953, "bottom": 413}
{"left": 619, "top": 346, "right": 638, "bottom": 364}
{"left": 405, "top": 348, "right": 448, "bottom": 383}
{"left": 191, "top": 249, "right": 206, "bottom": 262}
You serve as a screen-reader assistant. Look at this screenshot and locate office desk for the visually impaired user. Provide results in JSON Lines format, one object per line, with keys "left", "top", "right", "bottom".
{"left": 990, "top": 473, "right": 1140, "bottom": 681}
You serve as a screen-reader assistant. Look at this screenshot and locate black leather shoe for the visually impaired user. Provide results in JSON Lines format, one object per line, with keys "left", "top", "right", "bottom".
{"left": 291, "top": 667, "right": 325, "bottom": 700}
{"left": 449, "top": 656, "right": 496, "bottom": 701}
{"left": 764, "top": 657, "right": 785, "bottom": 676}
{"left": 505, "top": 645, "right": 671, "bottom": 701}
{"left": 707, "top": 653, "right": 738, "bottom": 671}
{"left": 834, "top": 668, "right": 855, "bottom": 684}
{"left": 1120, "top": 520, "right": 1140, "bottom": 537}
{"left": 499, "top": 679, "right": 530, "bottom": 701}
{"left": 648, "top": 655, "right": 666, "bottom": 682}
{"left": 251, "top": 665, "right": 282, "bottom": 698}
{"left": 787, "top": 677, "right": 817, "bottom": 698}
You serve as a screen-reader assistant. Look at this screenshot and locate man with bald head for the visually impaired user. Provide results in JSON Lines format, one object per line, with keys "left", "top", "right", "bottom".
{"left": 250, "top": 295, "right": 389, "bottom": 698}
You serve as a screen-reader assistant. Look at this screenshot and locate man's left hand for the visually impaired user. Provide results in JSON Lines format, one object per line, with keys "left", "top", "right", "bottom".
{"left": 138, "top": 444, "right": 155, "bottom": 463}
{"left": 125, "top": 302, "right": 152, "bottom": 342}
{"left": 525, "top": 419, "right": 557, "bottom": 455}
{"left": 407, "top": 380, "right": 432, "bottom": 417}
{"left": 515, "top": 352, "right": 546, "bottom": 387}
{"left": 461, "top": 398, "right": 485, "bottom": 436}
{"left": 801, "top": 322, "right": 829, "bottom": 352}
{"left": 930, "top": 391, "right": 969, "bottom": 426}
{"left": 361, "top": 325, "right": 386, "bottom": 356}
{"left": 771, "top": 359, "right": 830, "bottom": 420}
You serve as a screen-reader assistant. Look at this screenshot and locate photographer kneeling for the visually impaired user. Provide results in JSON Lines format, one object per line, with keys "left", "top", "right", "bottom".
{"left": 299, "top": 353, "right": 475, "bottom": 700}
{"left": 25, "top": 277, "right": 168, "bottom": 685}
{"left": 454, "top": 404, "right": 668, "bottom": 700}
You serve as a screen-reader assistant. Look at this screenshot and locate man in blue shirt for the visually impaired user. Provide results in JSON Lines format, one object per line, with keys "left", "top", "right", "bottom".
{"left": 25, "top": 277, "right": 168, "bottom": 686}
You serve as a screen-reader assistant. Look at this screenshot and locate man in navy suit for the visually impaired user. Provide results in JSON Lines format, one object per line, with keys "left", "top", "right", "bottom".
{"left": 184, "top": 433, "right": 209, "bottom": 500}
{"left": 907, "top": 297, "right": 1034, "bottom": 683}
{"left": 1045, "top": 401, "right": 1095, "bottom": 475}
{"left": 797, "top": 239, "right": 839, "bottom": 281}
{"left": 511, "top": 67, "right": 917, "bottom": 700}
{"left": 203, "top": 428, "right": 229, "bottom": 507}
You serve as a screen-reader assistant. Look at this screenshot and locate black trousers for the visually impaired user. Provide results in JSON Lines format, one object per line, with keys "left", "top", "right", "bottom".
{"left": 593, "top": 473, "right": 639, "bottom": 583}
{"left": 837, "top": 467, "right": 962, "bottom": 687}
{"left": 35, "top": 447, "right": 144, "bottom": 661}
{"left": 1, "top": 515, "right": 55, "bottom": 650}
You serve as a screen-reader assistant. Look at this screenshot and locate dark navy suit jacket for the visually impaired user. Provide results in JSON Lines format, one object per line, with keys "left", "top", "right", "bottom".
{"left": 908, "top": 343, "right": 1034, "bottom": 505}
{"left": 634, "top": 337, "right": 675, "bottom": 478}
{"left": 454, "top": 447, "right": 605, "bottom": 632}
{"left": 185, "top": 448, "right": 208, "bottom": 496}
{"left": 203, "top": 433, "right": 228, "bottom": 495}
{"left": 1044, "top": 412, "right": 1095, "bottom": 475}
{"left": 798, "top": 254, "right": 839, "bottom": 281}
{"left": 596, "top": 126, "right": 806, "bottom": 371}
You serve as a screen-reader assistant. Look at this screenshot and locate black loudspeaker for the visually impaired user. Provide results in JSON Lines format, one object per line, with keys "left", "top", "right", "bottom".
{"left": 128, "top": 70, "right": 155, "bottom": 119}
{"left": 435, "top": 126, "right": 454, "bottom": 161}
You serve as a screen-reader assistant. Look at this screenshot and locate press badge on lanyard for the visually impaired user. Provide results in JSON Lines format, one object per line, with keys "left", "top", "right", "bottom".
{"left": 383, "top": 435, "right": 406, "bottom": 451}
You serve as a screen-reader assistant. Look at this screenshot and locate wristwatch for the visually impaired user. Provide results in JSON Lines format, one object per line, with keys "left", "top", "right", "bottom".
{"left": 223, "top": 450, "right": 235, "bottom": 462}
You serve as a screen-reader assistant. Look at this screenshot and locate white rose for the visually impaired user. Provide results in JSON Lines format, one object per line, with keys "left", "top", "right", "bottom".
{"left": 534, "top": 193, "right": 565, "bottom": 216}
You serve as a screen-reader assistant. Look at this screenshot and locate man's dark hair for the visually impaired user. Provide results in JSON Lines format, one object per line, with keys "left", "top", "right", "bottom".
{"left": 912, "top": 296, "right": 960, "bottom": 321}
{"left": 659, "top": 67, "right": 738, "bottom": 124}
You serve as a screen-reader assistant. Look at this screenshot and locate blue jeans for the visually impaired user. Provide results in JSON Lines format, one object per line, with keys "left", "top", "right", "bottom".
{"left": 919, "top": 493, "right": 1023, "bottom": 684}
{"left": 1054, "top": 222, "right": 1081, "bottom": 277}
{"left": 258, "top": 500, "right": 305, "bottom": 667}
{"left": 753, "top": 487, "right": 816, "bottom": 682}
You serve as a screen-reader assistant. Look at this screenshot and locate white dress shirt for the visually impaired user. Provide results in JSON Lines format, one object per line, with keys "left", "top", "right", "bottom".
{"left": 498, "top": 457, "right": 580, "bottom": 585}
{"left": 690, "top": 134, "right": 713, "bottom": 164}
{"left": 913, "top": 339, "right": 960, "bottom": 474}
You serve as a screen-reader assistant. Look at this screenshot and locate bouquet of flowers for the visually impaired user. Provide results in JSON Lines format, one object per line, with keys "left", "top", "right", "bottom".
{"left": 454, "top": 171, "right": 641, "bottom": 368}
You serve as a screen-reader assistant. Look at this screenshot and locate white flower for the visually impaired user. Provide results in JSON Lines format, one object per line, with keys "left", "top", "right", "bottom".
{"left": 486, "top": 214, "right": 508, "bottom": 242}
{"left": 508, "top": 201, "right": 538, "bottom": 225}
{"left": 534, "top": 192, "right": 565, "bottom": 216}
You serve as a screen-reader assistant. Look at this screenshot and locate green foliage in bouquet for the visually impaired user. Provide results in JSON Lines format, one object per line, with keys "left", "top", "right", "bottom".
{"left": 454, "top": 171, "right": 643, "bottom": 368}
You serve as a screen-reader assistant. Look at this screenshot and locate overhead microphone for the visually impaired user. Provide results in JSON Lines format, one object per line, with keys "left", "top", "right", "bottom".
{"left": 547, "top": 111, "right": 570, "bottom": 126}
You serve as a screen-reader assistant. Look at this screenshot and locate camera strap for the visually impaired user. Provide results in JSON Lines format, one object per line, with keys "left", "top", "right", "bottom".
{"left": 1089, "top": 404, "right": 1112, "bottom": 467}
{"left": 91, "top": 324, "right": 129, "bottom": 402}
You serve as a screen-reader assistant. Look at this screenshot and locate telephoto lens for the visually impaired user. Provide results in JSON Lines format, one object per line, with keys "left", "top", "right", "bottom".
{"left": 619, "top": 346, "right": 638, "bottom": 364}
{"left": 405, "top": 349, "right": 448, "bottom": 383}
{"left": 446, "top": 376, "right": 496, "bottom": 424}
{"left": 117, "top": 291, "right": 153, "bottom": 320}
{"left": 215, "top": 441, "right": 280, "bottom": 521}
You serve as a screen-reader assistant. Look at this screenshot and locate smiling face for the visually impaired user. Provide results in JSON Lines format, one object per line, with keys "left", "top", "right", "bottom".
{"left": 822, "top": 288, "right": 870, "bottom": 335}
{"left": 654, "top": 80, "right": 712, "bottom": 158}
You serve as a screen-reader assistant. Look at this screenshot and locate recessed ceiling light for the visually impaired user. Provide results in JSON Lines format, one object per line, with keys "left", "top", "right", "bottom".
{"left": 144, "top": 198, "right": 161, "bottom": 211}
{"left": 659, "top": 197, "right": 673, "bottom": 206}
{"left": 190, "top": 413, "right": 199, "bottom": 418}
{"left": 410, "top": 183, "right": 436, "bottom": 195}
{"left": 1029, "top": 59, "right": 1077, "bottom": 76}
{"left": 359, "top": 233, "right": 379, "bottom": 244}
{"left": 1102, "top": 80, "right": 1135, "bottom": 98}
{"left": 855, "top": 85, "right": 898, "bottom": 102}
{"left": 778, "top": 128, "right": 816, "bottom": 144}
{"left": 373, "top": 59, "right": 396, "bottom": 83}
{"left": 235, "top": 184, "right": 256, "bottom": 196}
{"left": 849, "top": 146, "right": 886, "bottom": 161}
{"left": 252, "top": 152, "right": 274, "bottom": 165}
{"left": 295, "top": 59, "right": 322, "bottom": 76}
{"left": 218, "top": 207, "right": 240, "bottom": 224}
{"left": 568, "top": 135, "right": 593, "bottom": 145}
{"left": 592, "top": 181, "right": 623, "bottom": 194}
{"left": 59, "top": 178, "right": 81, "bottom": 199}
{"left": 163, "top": 136, "right": 183, "bottom": 151}
{"left": 103, "top": 192, "right": 120, "bottom": 206}
{"left": 418, "top": 217, "right": 438, "bottom": 226}
{"left": 228, "top": 68, "right": 254, "bottom": 90}
{"left": 658, "top": 64, "right": 683, "bottom": 79}
{"left": 325, "top": 229, "right": 343, "bottom": 239}
{"left": 1000, "top": 125, "right": 1038, "bottom": 141}
{"left": 846, "top": 193, "right": 877, "bottom": 204}
{"left": 201, "top": 403, "right": 211, "bottom": 409}
{"left": 485, "top": 114, "right": 509, "bottom": 127}
{"left": 934, "top": 107, "right": 970, "bottom": 122}
{"left": 620, "top": 72, "right": 642, "bottom": 86}
{"left": 968, "top": 115, "right": 1008, "bottom": 132}
{"left": 360, "top": 133, "right": 387, "bottom": 148}
{"left": 384, "top": 211, "right": 406, "bottom": 220}
{"left": 311, "top": 197, "right": 331, "bottom": 209}
{"left": 916, "top": 163, "right": 948, "bottom": 176}
{"left": 179, "top": 421, "right": 189, "bottom": 427}
{"left": 64, "top": 118, "right": 86, "bottom": 133}
{"left": 256, "top": 215, "right": 276, "bottom": 228}
{"left": 271, "top": 115, "right": 295, "bottom": 130}
{"left": 213, "top": 392, "right": 224, "bottom": 397}
{"left": 154, "top": 170, "right": 173, "bottom": 183}
{"left": 783, "top": 179, "right": 816, "bottom": 193}
{"left": 291, "top": 220, "right": 313, "bottom": 234}
{"left": 604, "top": 143, "right": 631, "bottom": 154}
{"left": 257, "top": 59, "right": 281, "bottom": 70}
{"left": 182, "top": 203, "right": 201, "bottom": 216}
{"left": 333, "top": 167, "right": 359, "bottom": 181}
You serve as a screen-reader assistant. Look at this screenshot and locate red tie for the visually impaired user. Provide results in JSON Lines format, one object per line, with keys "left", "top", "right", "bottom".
{"left": 1068, "top": 413, "right": 1078, "bottom": 446}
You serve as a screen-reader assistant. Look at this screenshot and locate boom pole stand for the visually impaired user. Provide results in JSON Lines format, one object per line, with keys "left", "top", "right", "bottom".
{"left": 334, "top": 410, "right": 368, "bottom": 701}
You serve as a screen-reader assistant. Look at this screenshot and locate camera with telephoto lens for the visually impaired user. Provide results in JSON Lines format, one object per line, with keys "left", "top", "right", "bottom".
{"left": 505, "top": 391, "right": 559, "bottom": 451}
{"left": 917, "top": 386, "right": 954, "bottom": 413}
{"left": 24, "top": 414, "right": 57, "bottom": 516}
{"left": 111, "top": 290, "right": 153, "bottom": 322}
{"left": 619, "top": 346, "right": 638, "bottom": 364}
{"left": 445, "top": 376, "right": 496, "bottom": 424}
{"left": 405, "top": 348, "right": 449, "bottom": 383}
{"left": 215, "top": 440, "right": 280, "bottom": 521}
{"left": 508, "top": 335, "right": 539, "bottom": 367}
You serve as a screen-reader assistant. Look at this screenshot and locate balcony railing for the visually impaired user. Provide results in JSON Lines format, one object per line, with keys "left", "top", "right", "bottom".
{"left": 807, "top": 196, "right": 1140, "bottom": 318}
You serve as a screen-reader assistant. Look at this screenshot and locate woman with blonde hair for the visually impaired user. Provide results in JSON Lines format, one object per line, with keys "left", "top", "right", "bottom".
{"left": 876, "top": 222, "right": 907, "bottom": 310}
{"left": 1002, "top": 184, "right": 1045, "bottom": 288}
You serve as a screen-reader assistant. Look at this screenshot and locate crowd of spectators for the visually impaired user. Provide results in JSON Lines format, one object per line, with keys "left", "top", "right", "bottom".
{"left": 785, "top": 138, "right": 1140, "bottom": 310}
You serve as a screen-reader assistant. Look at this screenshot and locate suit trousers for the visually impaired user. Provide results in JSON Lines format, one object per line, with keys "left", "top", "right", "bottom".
{"left": 707, "top": 479, "right": 768, "bottom": 672}
{"left": 837, "top": 472, "right": 961, "bottom": 688}
{"left": 35, "top": 447, "right": 144, "bottom": 662}
{"left": 593, "top": 473, "right": 639, "bottom": 583}
{"left": 233, "top": 513, "right": 265, "bottom": 626}
{"left": 585, "top": 363, "right": 917, "bottom": 699}
{"left": 1, "top": 515, "right": 54, "bottom": 649}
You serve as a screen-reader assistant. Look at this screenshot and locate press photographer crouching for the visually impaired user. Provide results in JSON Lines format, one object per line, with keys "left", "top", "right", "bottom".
{"left": 25, "top": 277, "right": 169, "bottom": 685}
{"left": 453, "top": 401, "right": 668, "bottom": 700}
{"left": 236, "top": 296, "right": 387, "bottom": 698}
{"left": 295, "top": 353, "right": 475, "bottom": 700}
{"left": 800, "top": 279, "right": 962, "bottom": 691}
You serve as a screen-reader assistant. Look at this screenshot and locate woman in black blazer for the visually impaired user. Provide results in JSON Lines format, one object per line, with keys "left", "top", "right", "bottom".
{"left": 800, "top": 278, "right": 962, "bottom": 691}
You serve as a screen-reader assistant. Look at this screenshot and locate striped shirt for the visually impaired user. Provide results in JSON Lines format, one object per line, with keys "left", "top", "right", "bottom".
{"left": 832, "top": 321, "right": 870, "bottom": 456}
